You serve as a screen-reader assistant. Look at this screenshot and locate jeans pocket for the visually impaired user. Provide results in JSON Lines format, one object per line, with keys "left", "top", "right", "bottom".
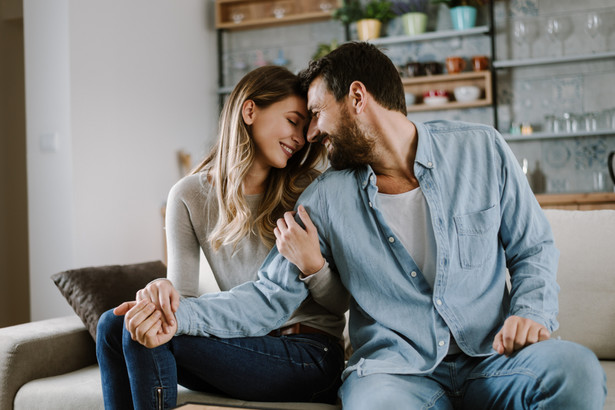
{"left": 454, "top": 205, "right": 499, "bottom": 269}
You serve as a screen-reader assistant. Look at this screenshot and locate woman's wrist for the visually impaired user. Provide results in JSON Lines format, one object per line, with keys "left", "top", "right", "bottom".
{"left": 300, "top": 257, "right": 326, "bottom": 278}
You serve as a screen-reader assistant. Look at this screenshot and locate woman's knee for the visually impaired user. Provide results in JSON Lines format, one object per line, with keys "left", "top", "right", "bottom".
{"left": 96, "top": 309, "right": 124, "bottom": 348}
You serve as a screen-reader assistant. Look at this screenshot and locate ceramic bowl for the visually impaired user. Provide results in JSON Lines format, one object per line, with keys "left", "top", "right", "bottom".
{"left": 454, "top": 85, "right": 481, "bottom": 102}
{"left": 423, "top": 90, "right": 449, "bottom": 106}
{"left": 405, "top": 93, "right": 416, "bottom": 106}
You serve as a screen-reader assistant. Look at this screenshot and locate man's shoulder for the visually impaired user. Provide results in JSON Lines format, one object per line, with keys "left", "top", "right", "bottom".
{"left": 422, "top": 119, "right": 496, "bottom": 136}
{"left": 300, "top": 167, "right": 360, "bottom": 198}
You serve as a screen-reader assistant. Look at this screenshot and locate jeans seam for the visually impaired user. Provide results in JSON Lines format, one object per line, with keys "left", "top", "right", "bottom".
{"left": 467, "top": 369, "right": 548, "bottom": 407}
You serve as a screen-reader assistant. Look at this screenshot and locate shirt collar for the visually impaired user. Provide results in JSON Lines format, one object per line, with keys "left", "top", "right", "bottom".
{"left": 413, "top": 121, "right": 436, "bottom": 171}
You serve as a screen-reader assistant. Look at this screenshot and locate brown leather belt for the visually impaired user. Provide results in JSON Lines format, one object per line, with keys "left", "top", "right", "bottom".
{"left": 268, "top": 323, "right": 330, "bottom": 337}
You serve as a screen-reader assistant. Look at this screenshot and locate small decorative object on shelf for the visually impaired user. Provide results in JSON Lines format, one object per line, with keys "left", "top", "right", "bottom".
{"left": 430, "top": 0, "right": 487, "bottom": 30}
{"left": 391, "top": 0, "right": 430, "bottom": 36}
{"left": 332, "top": 0, "right": 395, "bottom": 40}
{"left": 216, "top": 0, "right": 340, "bottom": 30}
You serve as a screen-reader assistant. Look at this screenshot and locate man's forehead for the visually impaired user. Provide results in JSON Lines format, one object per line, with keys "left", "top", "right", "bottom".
{"left": 307, "top": 77, "right": 331, "bottom": 108}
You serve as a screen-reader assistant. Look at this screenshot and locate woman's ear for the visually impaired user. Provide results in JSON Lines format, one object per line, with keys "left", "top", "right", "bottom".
{"left": 242, "top": 100, "right": 257, "bottom": 125}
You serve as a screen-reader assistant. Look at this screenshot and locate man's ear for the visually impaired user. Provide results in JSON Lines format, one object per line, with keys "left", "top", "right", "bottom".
{"left": 348, "top": 81, "right": 368, "bottom": 114}
{"left": 242, "top": 100, "right": 257, "bottom": 125}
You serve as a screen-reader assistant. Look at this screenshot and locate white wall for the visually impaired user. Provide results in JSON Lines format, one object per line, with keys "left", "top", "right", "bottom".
{"left": 24, "top": 0, "right": 218, "bottom": 320}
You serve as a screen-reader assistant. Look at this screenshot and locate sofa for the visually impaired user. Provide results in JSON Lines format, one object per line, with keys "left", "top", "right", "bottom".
{"left": 1, "top": 209, "right": 613, "bottom": 409}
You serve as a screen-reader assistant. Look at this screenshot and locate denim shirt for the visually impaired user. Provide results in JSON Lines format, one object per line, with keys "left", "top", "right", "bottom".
{"left": 175, "top": 120, "right": 560, "bottom": 379}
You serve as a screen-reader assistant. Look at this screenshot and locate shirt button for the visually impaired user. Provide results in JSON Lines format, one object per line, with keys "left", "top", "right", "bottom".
{"left": 436, "top": 299, "right": 443, "bottom": 306}
{"left": 439, "top": 340, "right": 445, "bottom": 347}
{"left": 410, "top": 271, "right": 417, "bottom": 278}
{"left": 428, "top": 161, "right": 433, "bottom": 168}
{"left": 388, "top": 237, "right": 395, "bottom": 243}
{"left": 370, "top": 175, "right": 375, "bottom": 182}
{"left": 369, "top": 201, "right": 373, "bottom": 208}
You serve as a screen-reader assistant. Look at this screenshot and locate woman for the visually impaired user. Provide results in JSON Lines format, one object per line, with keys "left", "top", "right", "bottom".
{"left": 96, "top": 66, "right": 348, "bottom": 409}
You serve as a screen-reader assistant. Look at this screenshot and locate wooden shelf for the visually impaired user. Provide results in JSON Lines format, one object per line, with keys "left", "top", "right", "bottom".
{"left": 403, "top": 71, "right": 492, "bottom": 112}
{"left": 216, "top": 0, "right": 338, "bottom": 30}
{"left": 536, "top": 192, "right": 615, "bottom": 210}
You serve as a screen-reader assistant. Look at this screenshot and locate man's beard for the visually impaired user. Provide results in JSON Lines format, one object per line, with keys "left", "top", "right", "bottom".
{"left": 326, "top": 105, "right": 375, "bottom": 170}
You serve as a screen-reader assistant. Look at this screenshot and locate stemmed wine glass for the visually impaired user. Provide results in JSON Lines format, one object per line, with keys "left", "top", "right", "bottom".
{"left": 585, "top": 12, "right": 603, "bottom": 53}
{"left": 546, "top": 16, "right": 573, "bottom": 57}
{"left": 513, "top": 19, "right": 539, "bottom": 59}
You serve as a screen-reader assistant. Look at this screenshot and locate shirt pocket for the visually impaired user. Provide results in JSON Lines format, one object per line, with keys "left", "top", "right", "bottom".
{"left": 453, "top": 205, "right": 499, "bottom": 269}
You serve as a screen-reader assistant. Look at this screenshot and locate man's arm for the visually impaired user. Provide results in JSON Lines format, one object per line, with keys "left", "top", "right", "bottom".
{"left": 174, "top": 249, "right": 310, "bottom": 338}
{"left": 493, "top": 131, "right": 560, "bottom": 354}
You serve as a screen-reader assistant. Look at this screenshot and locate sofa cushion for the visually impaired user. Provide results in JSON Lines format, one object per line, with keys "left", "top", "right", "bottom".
{"left": 51, "top": 261, "right": 167, "bottom": 340}
{"left": 544, "top": 210, "right": 615, "bottom": 359}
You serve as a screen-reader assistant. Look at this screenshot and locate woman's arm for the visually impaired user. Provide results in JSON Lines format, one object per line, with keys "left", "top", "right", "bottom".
{"left": 275, "top": 205, "right": 350, "bottom": 316}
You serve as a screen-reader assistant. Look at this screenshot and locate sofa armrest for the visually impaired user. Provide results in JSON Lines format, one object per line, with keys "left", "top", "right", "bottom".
{"left": 0, "top": 315, "right": 97, "bottom": 410}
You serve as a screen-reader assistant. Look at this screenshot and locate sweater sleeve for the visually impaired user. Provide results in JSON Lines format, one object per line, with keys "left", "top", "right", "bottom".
{"left": 301, "top": 260, "right": 350, "bottom": 317}
{"left": 165, "top": 177, "right": 201, "bottom": 298}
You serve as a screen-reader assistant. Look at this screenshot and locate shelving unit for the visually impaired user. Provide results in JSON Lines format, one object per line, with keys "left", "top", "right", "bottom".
{"left": 403, "top": 71, "right": 492, "bottom": 112}
{"left": 216, "top": 0, "right": 337, "bottom": 30}
{"left": 367, "top": 19, "right": 496, "bottom": 115}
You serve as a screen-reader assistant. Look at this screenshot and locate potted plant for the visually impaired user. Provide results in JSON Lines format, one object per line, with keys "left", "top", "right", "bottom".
{"left": 430, "top": 0, "right": 486, "bottom": 30}
{"left": 333, "top": 0, "right": 395, "bottom": 40}
{"left": 392, "top": 0, "right": 430, "bottom": 36}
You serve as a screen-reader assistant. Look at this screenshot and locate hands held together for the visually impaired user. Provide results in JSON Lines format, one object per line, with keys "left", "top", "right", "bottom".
{"left": 114, "top": 279, "right": 179, "bottom": 348}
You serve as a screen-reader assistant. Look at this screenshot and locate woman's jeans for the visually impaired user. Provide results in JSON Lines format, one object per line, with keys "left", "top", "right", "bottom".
{"left": 340, "top": 339, "right": 607, "bottom": 409}
{"left": 96, "top": 309, "right": 344, "bottom": 410}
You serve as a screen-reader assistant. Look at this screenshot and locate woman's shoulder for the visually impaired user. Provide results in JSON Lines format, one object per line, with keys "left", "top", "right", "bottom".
{"left": 168, "top": 172, "right": 213, "bottom": 203}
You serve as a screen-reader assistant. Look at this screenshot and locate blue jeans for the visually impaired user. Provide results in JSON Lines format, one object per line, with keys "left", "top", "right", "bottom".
{"left": 340, "top": 339, "right": 606, "bottom": 409}
{"left": 96, "top": 309, "right": 344, "bottom": 410}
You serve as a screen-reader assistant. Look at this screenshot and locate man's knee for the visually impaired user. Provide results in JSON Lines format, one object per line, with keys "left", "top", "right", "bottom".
{"left": 533, "top": 340, "right": 606, "bottom": 407}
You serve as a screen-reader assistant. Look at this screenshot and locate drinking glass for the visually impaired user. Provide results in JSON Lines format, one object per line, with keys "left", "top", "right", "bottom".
{"left": 513, "top": 19, "right": 538, "bottom": 59}
{"left": 585, "top": 12, "right": 604, "bottom": 52}
{"left": 546, "top": 16, "right": 573, "bottom": 56}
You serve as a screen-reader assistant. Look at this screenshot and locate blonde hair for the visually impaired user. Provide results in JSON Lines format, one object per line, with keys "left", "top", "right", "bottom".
{"left": 192, "top": 66, "right": 326, "bottom": 251}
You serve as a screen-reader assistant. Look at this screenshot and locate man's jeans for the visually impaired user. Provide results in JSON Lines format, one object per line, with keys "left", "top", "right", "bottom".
{"left": 96, "top": 310, "right": 344, "bottom": 410}
{"left": 340, "top": 339, "right": 606, "bottom": 409}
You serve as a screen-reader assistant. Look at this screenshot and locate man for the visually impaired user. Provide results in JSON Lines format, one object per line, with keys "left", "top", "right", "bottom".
{"left": 124, "top": 42, "right": 606, "bottom": 408}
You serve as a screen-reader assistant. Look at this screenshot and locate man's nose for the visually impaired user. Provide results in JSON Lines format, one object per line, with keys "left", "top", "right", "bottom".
{"left": 306, "top": 119, "right": 319, "bottom": 143}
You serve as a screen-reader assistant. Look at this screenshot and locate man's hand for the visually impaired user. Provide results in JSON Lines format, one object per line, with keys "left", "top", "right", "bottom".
{"left": 117, "top": 299, "right": 177, "bottom": 349}
{"left": 135, "top": 278, "right": 180, "bottom": 334}
{"left": 492, "top": 315, "right": 550, "bottom": 356}
{"left": 274, "top": 205, "right": 325, "bottom": 277}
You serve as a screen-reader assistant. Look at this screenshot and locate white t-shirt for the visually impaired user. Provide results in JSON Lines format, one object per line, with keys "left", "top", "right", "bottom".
{"left": 378, "top": 187, "right": 461, "bottom": 355}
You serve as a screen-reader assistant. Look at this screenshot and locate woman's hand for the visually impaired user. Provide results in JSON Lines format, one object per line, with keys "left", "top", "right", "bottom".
{"left": 116, "top": 299, "right": 177, "bottom": 348}
{"left": 274, "top": 205, "right": 325, "bottom": 277}
{"left": 135, "top": 279, "right": 180, "bottom": 334}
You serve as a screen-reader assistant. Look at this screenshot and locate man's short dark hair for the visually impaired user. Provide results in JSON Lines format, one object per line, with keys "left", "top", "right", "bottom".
{"left": 299, "top": 42, "right": 407, "bottom": 116}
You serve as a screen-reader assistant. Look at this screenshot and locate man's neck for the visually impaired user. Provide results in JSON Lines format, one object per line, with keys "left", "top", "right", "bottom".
{"left": 369, "top": 115, "right": 419, "bottom": 195}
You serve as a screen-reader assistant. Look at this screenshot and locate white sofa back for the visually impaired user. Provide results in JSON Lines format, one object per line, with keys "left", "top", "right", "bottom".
{"left": 544, "top": 209, "right": 615, "bottom": 359}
